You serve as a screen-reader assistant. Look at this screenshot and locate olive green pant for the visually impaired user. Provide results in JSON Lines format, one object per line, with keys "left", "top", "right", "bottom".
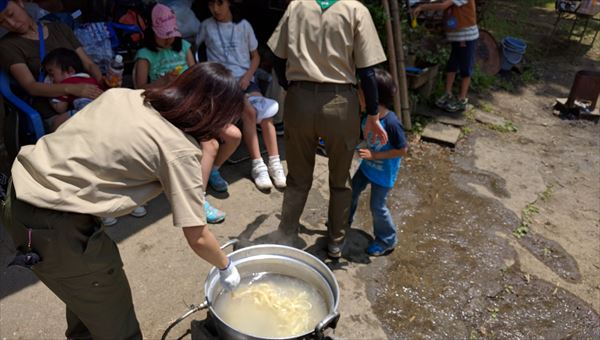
{"left": 1, "top": 182, "right": 142, "bottom": 340}
{"left": 280, "top": 82, "right": 360, "bottom": 245}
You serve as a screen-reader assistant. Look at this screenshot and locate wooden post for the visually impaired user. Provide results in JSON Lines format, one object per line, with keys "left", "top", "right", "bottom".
{"left": 381, "top": 0, "right": 402, "bottom": 121}
{"left": 389, "top": 0, "right": 412, "bottom": 130}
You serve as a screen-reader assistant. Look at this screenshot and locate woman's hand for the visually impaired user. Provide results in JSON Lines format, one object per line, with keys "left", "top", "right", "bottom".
{"left": 219, "top": 258, "right": 241, "bottom": 291}
{"left": 71, "top": 84, "right": 103, "bottom": 99}
{"left": 358, "top": 148, "right": 375, "bottom": 160}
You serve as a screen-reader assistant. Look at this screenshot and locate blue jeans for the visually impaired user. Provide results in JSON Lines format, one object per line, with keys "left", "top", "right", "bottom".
{"left": 349, "top": 170, "right": 397, "bottom": 248}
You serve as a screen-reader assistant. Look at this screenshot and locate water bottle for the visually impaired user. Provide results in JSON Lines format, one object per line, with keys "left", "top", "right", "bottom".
{"left": 107, "top": 54, "right": 124, "bottom": 88}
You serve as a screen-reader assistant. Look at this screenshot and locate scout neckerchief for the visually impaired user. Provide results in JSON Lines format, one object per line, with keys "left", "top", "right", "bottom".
{"left": 316, "top": 0, "right": 338, "bottom": 10}
{"left": 37, "top": 22, "right": 46, "bottom": 82}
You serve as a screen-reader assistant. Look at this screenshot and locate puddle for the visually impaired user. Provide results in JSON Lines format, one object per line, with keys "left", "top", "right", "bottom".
{"left": 519, "top": 233, "right": 582, "bottom": 283}
{"left": 361, "top": 143, "right": 599, "bottom": 338}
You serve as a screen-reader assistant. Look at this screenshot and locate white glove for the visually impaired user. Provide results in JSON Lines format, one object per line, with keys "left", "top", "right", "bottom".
{"left": 219, "top": 259, "right": 240, "bottom": 291}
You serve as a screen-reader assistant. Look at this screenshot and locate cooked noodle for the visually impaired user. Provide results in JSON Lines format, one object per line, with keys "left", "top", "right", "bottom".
{"left": 213, "top": 274, "right": 328, "bottom": 337}
{"left": 231, "top": 283, "right": 313, "bottom": 334}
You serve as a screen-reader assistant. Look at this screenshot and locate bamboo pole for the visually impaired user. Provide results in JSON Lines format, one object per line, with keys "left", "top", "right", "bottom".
{"left": 389, "top": 0, "right": 412, "bottom": 130}
{"left": 381, "top": 0, "right": 402, "bottom": 121}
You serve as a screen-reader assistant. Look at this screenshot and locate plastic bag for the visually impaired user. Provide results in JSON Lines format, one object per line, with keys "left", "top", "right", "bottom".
{"left": 74, "top": 23, "right": 114, "bottom": 74}
{"left": 159, "top": 0, "right": 200, "bottom": 39}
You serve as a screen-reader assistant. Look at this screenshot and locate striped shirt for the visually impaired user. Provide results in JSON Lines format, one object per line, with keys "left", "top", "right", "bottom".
{"left": 446, "top": 0, "right": 479, "bottom": 42}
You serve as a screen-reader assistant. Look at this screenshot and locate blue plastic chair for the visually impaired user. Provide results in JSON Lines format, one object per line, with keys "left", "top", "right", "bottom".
{"left": 0, "top": 70, "right": 46, "bottom": 145}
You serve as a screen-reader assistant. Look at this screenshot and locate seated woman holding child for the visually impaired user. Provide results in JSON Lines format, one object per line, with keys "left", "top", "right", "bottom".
{"left": 0, "top": 0, "right": 103, "bottom": 132}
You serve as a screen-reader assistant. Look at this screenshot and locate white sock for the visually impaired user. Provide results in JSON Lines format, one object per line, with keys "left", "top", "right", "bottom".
{"left": 268, "top": 155, "right": 281, "bottom": 165}
{"left": 251, "top": 158, "right": 265, "bottom": 168}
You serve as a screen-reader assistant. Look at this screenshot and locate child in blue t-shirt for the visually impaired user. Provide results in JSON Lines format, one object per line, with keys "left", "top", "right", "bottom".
{"left": 350, "top": 68, "right": 409, "bottom": 256}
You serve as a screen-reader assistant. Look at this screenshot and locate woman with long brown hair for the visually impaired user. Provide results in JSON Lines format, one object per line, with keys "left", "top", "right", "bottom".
{"left": 1, "top": 62, "right": 244, "bottom": 339}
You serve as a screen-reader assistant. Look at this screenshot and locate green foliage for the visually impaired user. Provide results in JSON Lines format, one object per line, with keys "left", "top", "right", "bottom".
{"left": 363, "top": 1, "right": 388, "bottom": 51}
{"left": 471, "top": 66, "right": 496, "bottom": 92}
{"left": 479, "top": 101, "right": 495, "bottom": 113}
{"left": 405, "top": 23, "right": 450, "bottom": 66}
{"left": 411, "top": 115, "right": 432, "bottom": 135}
{"left": 513, "top": 223, "right": 530, "bottom": 238}
{"left": 540, "top": 184, "right": 554, "bottom": 201}
{"left": 487, "top": 307, "right": 500, "bottom": 320}
{"left": 496, "top": 77, "right": 516, "bottom": 92}
{"left": 464, "top": 108, "right": 476, "bottom": 122}
{"left": 521, "top": 68, "right": 539, "bottom": 84}
{"left": 488, "top": 121, "right": 518, "bottom": 133}
{"left": 513, "top": 202, "right": 540, "bottom": 238}
{"left": 524, "top": 203, "right": 540, "bottom": 216}
{"left": 461, "top": 126, "right": 473, "bottom": 136}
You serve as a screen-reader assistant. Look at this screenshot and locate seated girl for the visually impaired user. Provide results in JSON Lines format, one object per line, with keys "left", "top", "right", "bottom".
{"left": 197, "top": 0, "right": 286, "bottom": 192}
{"left": 134, "top": 3, "right": 239, "bottom": 224}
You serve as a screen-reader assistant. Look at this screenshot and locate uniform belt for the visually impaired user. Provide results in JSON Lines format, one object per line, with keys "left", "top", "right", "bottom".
{"left": 291, "top": 81, "right": 355, "bottom": 92}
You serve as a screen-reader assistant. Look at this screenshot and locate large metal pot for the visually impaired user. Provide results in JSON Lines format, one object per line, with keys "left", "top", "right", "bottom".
{"left": 203, "top": 241, "right": 340, "bottom": 340}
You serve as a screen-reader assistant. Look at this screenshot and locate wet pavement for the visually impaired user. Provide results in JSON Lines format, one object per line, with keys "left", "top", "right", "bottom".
{"left": 361, "top": 142, "right": 600, "bottom": 339}
{"left": 1, "top": 117, "right": 598, "bottom": 339}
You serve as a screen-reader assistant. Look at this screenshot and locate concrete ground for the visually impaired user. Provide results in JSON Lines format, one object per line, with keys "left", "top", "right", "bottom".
{"left": 0, "top": 140, "right": 389, "bottom": 339}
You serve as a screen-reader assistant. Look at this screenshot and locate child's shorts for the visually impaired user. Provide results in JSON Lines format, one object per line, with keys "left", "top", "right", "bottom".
{"left": 245, "top": 80, "right": 261, "bottom": 94}
{"left": 446, "top": 39, "right": 478, "bottom": 77}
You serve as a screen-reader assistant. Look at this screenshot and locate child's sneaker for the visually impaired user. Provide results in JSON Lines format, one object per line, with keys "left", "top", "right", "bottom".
{"left": 251, "top": 160, "right": 273, "bottom": 190}
{"left": 101, "top": 217, "right": 118, "bottom": 226}
{"left": 268, "top": 159, "right": 286, "bottom": 189}
{"left": 366, "top": 242, "right": 395, "bottom": 256}
{"left": 204, "top": 200, "right": 226, "bottom": 224}
{"left": 130, "top": 206, "right": 147, "bottom": 217}
{"left": 248, "top": 96, "right": 279, "bottom": 123}
{"left": 435, "top": 92, "right": 454, "bottom": 110}
{"left": 209, "top": 169, "right": 229, "bottom": 193}
{"left": 316, "top": 138, "right": 327, "bottom": 157}
{"left": 446, "top": 98, "right": 468, "bottom": 113}
{"left": 274, "top": 122, "right": 285, "bottom": 136}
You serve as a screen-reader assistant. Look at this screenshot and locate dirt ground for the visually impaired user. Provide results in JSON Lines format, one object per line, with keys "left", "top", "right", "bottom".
{"left": 1, "top": 4, "right": 600, "bottom": 340}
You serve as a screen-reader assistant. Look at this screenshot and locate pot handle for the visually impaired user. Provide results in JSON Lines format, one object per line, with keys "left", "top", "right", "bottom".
{"left": 314, "top": 311, "right": 340, "bottom": 338}
{"left": 220, "top": 238, "right": 239, "bottom": 251}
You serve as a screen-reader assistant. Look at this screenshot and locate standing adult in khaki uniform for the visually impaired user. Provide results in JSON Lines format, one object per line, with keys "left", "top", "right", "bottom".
{"left": 268, "top": 0, "right": 388, "bottom": 258}
{"left": 0, "top": 62, "right": 242, "bottom": 340}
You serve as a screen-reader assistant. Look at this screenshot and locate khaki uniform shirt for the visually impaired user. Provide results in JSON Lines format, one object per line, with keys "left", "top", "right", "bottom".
{"left": 267, "top": 0, "right": 386, "bottom": 84}
{"left": 11, "top": 89, "right": 206, "bottom": 227}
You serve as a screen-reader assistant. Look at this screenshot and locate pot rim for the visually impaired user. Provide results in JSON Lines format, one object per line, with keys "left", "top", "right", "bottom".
{"left": 203, "top": 244, "right": 340, "bottom": 339}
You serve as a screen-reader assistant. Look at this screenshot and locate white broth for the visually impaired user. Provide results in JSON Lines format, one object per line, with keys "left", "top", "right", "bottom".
{"left": 213, "top": 273, "right": 329, "bottom": 338}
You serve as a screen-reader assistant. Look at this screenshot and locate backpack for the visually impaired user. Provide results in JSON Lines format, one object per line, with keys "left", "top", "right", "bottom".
{"left": 555, "top": 0, "right": 580, "bottom": 12}
{"left": 74, "top": 23, "right": 114, "bottom": 74}
{"left": 109, "top": 0, "right": 150, "bottom": 51}
{"left": 117, "top": 9, "right": 146, "bottom": 44}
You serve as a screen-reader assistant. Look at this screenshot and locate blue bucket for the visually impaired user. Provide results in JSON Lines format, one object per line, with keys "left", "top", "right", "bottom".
{"left": 500, "top": 37, "right": 527, "bottom": 70}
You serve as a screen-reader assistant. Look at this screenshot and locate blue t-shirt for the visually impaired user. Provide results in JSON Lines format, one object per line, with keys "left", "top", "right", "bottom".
{"left": 358, "top": 112, "right": 408, "bottom": 188}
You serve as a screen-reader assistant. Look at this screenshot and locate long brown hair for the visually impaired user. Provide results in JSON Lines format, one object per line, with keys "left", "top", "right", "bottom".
{"left": 143, "top": 62, "right": 244, "bottom": 141}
